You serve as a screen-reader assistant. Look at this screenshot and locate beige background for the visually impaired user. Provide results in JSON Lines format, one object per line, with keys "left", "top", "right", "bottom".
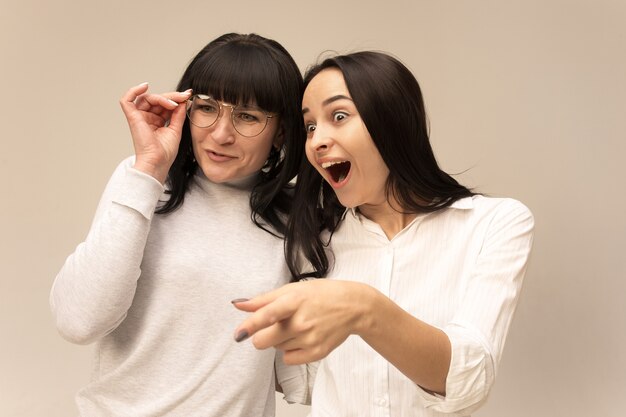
{"left": 1, "top": 0, "right": 624, "bottom": 416}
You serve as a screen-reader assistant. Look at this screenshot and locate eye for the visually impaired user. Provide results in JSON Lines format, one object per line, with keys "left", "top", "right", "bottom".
{"left": 235, "top": 112, "right": 261, "bottom": 123}
{"left": 197, "top": 104, "right": 218, "bottom": 113}
{"left": 333, "top": 111, "right": 348, "bottom": 122}
{"left": 304, "top": 123, "right": 316, "bottom": 136}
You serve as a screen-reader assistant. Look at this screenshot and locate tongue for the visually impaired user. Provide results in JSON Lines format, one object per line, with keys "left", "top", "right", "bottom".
{"left": 328, "top": 162, "right": 351, "bottom": 183}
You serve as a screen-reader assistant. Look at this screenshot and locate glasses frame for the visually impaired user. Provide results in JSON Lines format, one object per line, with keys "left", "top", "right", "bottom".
{"left": 186, "top": 94, "right": 275, "bottom": 138}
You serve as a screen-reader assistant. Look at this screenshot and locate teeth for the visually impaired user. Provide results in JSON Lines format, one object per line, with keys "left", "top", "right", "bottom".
{"left": 321, "top": 161, "right": 347, "bottom": 169}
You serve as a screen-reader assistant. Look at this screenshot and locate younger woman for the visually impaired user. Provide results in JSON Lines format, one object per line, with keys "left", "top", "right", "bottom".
{"left": 234, "top": 51, "right": 534, "bottom": 416}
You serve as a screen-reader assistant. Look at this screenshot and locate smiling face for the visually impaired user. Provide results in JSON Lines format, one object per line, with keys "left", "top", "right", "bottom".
{"left": 302, "top": 68, "right": 390, "bottom": 209}
{"left": 190, "top": 100, "right": 281, "bottom": 183}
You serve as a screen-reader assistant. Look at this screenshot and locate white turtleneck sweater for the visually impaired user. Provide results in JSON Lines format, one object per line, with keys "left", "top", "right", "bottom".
{"left": 50, "top": 157, "right": 308, "bottom": 417}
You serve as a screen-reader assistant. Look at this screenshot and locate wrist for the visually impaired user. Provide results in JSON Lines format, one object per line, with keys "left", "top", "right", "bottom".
{"left": 133, "top": 159, "right": 169, "bottom": 185}
{"left": 350, "top": 282, "right": 381, "bottom": 338}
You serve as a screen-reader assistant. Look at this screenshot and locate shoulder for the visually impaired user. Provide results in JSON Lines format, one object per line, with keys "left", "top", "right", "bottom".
{"left": 468, "top": 196, "right": 535, "bottom": 241}
{"left": 460, "top": 195, "right": 532, "bottom": 220}
{"left": 445, "top": 195, "right": 534, "bottom": 238}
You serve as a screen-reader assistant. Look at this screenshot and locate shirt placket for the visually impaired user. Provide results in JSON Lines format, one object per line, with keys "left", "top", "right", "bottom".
{"left": 373, "top": 243, "right": 394, "bottom": 417}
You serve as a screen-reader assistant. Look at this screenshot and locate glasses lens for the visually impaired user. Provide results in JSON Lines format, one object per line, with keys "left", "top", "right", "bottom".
{"left": 187, "top": 95, "right": 271, "bottom": 137}
{"left": 232, "top": 107, "right": 269, "bottom": 137}
{"left": 188, "top": 95, "right": 219, "bottom": 128}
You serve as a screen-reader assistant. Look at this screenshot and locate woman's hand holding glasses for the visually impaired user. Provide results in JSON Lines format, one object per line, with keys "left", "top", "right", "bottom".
{"left": 119, "top": 82, "right": 192, "bottom": 184}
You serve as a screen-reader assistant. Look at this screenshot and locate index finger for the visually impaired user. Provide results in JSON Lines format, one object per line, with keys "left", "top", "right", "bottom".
{"left": 120, "top": 82, "right": 150, "bottom": 107}
{"left": 136, "top": 90, "right": 192, "bottom": 112}
{"left": 233, "top": 293, "right": 299, "bottom": 343}
{"left": 231, "top": 282, "right": 299, "bottom": 313}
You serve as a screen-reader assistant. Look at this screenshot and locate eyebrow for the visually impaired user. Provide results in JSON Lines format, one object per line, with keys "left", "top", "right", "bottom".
{"left": 302, "top": 94, "right": 353, "bottom": 114}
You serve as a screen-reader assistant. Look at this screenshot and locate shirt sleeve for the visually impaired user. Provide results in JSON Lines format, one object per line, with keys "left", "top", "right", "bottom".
{"left": 416, "top": 198, "right": 535, "bottom": 414}
{"left": 49, "top": 157, "right": 165, "bottom": 344}
{"left": 275, "top": 351, "right": 318, "bottom": 405}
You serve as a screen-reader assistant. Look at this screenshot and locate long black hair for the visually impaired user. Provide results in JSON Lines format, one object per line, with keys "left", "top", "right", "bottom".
{"left": 286, "top": 51, "right": 474, "bottom": 279}
{"left": 156, "top": 33, "right": 305, "bottom": 237}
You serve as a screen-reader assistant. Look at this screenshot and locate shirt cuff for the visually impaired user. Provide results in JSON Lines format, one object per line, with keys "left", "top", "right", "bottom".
{"left": 112, "top": 166, "right": 165, "bottom": 220}
{"left": 415, "top": 324, "right": 494, "bottom": 414}
{"left": 275, "top": 352, "right": 316, "bottom": 405}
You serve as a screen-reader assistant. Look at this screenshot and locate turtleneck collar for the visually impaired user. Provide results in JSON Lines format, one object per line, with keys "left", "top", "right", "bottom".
{"left": 193, "top": 168, "right": 261, "bottom": 194}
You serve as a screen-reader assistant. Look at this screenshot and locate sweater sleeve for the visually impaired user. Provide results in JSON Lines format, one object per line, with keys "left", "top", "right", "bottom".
{"left": 275, "top": 351, "right": 318, "bottom": 405}
{"left": 416, "top": 199, "right": 534, "bottom": 414}
{"left": 50, "top": 157, "right": 165, "bottom": 344}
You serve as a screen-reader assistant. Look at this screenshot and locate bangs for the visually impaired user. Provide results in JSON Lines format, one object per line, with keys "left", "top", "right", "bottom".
{"left": 189, "top": 43, "right": 284, "bottom": 113}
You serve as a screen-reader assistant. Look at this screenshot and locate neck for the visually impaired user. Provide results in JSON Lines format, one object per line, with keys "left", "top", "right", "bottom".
{"left": 357, "top": 201, "right": 417, "bottom": 240}
{"left": 196, "top": 169, "right": 260, "bottom": 192}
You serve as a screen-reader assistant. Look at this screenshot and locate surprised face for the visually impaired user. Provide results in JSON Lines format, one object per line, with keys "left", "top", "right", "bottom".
{"left": 302, "top": 68, "right": 390, "bottom": 209}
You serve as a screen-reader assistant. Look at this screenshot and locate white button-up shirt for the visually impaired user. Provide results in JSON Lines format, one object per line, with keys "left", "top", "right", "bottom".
{"left": 309, "top": 195, "right": 534, "bottom": 417}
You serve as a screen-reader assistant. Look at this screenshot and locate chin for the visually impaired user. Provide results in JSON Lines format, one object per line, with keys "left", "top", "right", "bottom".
{"left": 335, "top": 194, "right": 361, "bottom": 209}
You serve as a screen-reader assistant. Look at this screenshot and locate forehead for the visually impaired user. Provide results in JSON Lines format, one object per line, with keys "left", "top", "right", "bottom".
{"left": 303, "top": 68, "right": 351, "bottom": 106}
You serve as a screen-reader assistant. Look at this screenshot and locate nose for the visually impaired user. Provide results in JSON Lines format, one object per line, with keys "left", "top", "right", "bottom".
{"left": 210, "top": 108, "right": 236, "bottom": 145}
{"left": 308, "top": 125, "right": 333, "bottom": 153}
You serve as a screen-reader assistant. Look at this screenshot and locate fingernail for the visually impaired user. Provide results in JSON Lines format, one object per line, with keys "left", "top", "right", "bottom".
{"left": 180, "top": 89, "right": 192, "bottom": 96}
{"left": 138, "top": 81, "right": 149, "bottom": 87}
{"left": 167, "top": 99, "right": 179, "bottom": 106}
{"left": 231, "top": 298, "right": 250, "bottom": 304}
{"left": 235, "top": 330, "right": 249, "bottom": 343}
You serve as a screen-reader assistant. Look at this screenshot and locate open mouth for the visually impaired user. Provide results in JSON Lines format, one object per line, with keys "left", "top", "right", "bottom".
{"left": 321, "top": 161, "right": 351, "bottom": 183}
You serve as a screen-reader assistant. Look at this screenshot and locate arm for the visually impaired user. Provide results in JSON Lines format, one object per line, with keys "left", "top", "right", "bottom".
{"left": 234, "top": 200, "right": 534, "bottom": 408}
{"left": 50, "top": 160, "right": 164, "bottom": 344}
{"left": 50, "top": 83, "right": 191, "bottom": 344}
{"left": 431, "top": 200, "right": 534, "bottom": 412}
{"left": 233, "top": 279, "right": 449, "bottom": 393}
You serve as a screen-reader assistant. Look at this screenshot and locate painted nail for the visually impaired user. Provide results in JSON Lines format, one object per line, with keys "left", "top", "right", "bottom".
{"left": 167, "top": 99, "right": 179, "bottom": 106}
{"left": 235, "top": 330, "right": 249, "bottom": 343}
{"left": 138, "top": 81, "right": 149, "bottom": 87}
{"left": 231, "top": 298, "right": 250, "bottom": 304}
{"left": 180, "top": 89, "right": 193, "bottom": 96}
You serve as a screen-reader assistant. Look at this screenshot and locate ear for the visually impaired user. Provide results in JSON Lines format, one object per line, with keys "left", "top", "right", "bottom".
{"left": 272, "top": 125, "right": 285, "bottom": 150}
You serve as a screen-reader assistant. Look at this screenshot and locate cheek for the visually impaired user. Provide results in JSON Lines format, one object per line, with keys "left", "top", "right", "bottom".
{"left": 245, "top": 138, "right": 274, "bottom": 164}
{"left": 370, "top": 155, "right": 390, "bottom": 183}
{"left": 253, "top": 125, "right": 279, "bottom": 156}
{"left": 190, "top": 125, "right": 202, "bottom": 139}
{"left": 190, "top": 128, "right": 205, "bottom": 148}
{"left": 363, "top": 137, "right": 388, "bottom": 172}
{"left": 305, "top": 144, "right": 316, "bottom": 165}
{"left": 305, "top": 144, "right": 325, "bottom": 174}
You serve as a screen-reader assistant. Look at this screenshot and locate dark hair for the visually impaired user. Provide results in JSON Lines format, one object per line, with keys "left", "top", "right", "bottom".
{"left": 286, "top": 51, "right": 475, "bottom": 279}
{"left": 156, "top": 33, "right": 305, "bottom": 237}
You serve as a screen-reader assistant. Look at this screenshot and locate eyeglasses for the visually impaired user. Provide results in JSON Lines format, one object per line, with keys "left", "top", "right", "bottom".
{"left": 186, "top": 94, "right": 275, "bottom": 137}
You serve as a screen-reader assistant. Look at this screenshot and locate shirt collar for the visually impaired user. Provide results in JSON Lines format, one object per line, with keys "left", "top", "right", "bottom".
{"left": 195, "top": 168, "right": 260, "bottom": 192}
{"left": 347, "top": 196, "right": 475, "bottom": 218}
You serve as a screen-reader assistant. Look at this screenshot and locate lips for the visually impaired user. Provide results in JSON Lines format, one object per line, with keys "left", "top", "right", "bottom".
{"left": 206, "top": 150, "right": 236, "bottom": 162}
